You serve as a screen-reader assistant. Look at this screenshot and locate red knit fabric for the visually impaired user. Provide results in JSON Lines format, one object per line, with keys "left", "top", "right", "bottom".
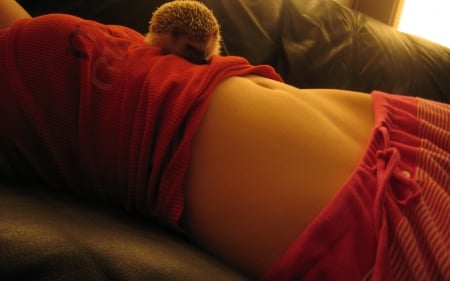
{"left": 0, "top": 14, "right": 282, "bottom": 228}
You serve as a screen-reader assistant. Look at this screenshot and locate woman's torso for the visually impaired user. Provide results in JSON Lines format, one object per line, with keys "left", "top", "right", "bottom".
{"left": 182, "top": 75, "right": 374, "bottom": 278}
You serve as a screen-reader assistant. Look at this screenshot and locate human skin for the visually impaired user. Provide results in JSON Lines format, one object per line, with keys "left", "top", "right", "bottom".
{"left": 0, "top": 0, "right": 31, "bottom": 29}
{"left": 1, "top": 1, "right": 375, "bottom": 278}
{"left": 182, "top": 75, "right": 374, "bottom": 278}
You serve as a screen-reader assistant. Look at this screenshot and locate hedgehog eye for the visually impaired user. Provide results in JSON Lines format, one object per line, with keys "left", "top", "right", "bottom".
{"left": 185, "top": 44, "right": 203, "bottom": 55}
{"left": 185, "top": 44, "right": 195, "bottom": 51}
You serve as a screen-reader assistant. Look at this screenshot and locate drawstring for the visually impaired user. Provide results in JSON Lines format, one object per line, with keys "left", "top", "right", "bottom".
{"left": 374, "top": 126, "right": 401, "bottom": 235}
{"left": 372, "top": 126, "right": 421, "bottom": 280}
{"left": 374, "top": 126, "right": 422, "bottom": 233}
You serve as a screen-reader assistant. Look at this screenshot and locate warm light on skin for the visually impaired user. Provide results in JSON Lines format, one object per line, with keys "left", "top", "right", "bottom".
{"left": 397, "top": 0, "right": 450, "bottom": 48}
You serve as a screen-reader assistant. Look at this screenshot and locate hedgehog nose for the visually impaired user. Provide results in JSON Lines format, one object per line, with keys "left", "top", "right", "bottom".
{"left": 185, "top": 44, "right": 208, "bottom": 64}
{"left": 187, "top": 53, "right": 208, "bottom": 64}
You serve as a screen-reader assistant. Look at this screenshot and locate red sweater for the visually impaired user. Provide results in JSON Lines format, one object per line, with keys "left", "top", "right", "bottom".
{"left": 0, "top": 14, "right": 282, "bottom": 228}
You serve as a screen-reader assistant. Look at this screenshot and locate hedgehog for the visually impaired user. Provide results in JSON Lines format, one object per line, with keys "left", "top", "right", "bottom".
{"left": 145, "top": 0, "right": 222, "bottom": 64}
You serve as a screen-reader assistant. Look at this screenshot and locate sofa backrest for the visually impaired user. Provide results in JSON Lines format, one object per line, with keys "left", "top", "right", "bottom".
{"left": 18, "top": 0, "right": 450, "bottom": 102}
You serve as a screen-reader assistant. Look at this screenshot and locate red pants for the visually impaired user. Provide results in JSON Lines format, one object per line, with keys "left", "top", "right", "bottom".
{"left": 262, "top": 91, "right": 449, "bottom": 281}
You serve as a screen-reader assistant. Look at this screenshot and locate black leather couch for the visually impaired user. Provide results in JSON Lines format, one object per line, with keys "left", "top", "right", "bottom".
{"left": 2, "top": 1, "right": 449, "bottom": 280}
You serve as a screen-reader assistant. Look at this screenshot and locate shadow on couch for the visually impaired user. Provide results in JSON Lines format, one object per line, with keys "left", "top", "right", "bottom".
{"left": 0, "top": 182, "right": 248, "bottom": 281}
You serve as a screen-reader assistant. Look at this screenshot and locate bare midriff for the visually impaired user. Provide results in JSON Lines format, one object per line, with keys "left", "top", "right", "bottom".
{"left": 182, "top": 75, "right": 374, "bottom": 278}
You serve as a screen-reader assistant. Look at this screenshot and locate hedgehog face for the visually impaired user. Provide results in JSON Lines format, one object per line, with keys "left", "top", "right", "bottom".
{"left": 145, "top": 0, "right": 222, "bottom": 63}
{"left": 147, "top": 31, "right": 220, "bottom": 64}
